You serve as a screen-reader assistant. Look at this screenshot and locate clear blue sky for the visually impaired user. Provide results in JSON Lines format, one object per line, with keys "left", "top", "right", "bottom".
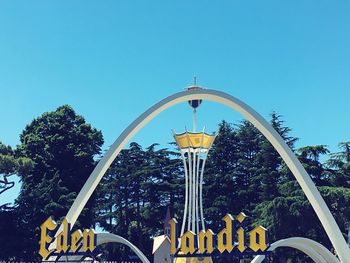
{"left": 1, "top": 1, "right": 350, "bottom": 205}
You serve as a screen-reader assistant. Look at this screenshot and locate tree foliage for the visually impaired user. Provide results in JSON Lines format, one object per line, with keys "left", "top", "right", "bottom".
{"left": 95, "top": 142, "right": 183, "bottom": 260}
{"left": 0, "top": 105, "right": 103, "bottom": 261}
{"left": 0, "top": 142, "right": 33, "bottom": 202}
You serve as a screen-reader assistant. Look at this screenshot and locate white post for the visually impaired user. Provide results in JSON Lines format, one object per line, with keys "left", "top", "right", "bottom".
{"left": 199, "top": 152, "right": 208, "bottom": 231}
{"left": 195, "top": 150, "right": 200, "bottom": 235}
{"left": 192, "top": 151, "right": 196, "bottom": 232}
{"left": 180, "top": 150, "right": 189, "bottom": 236}
{"left": 193, "top": 109, "right": 197, "bottom": 132}
{"left": 188, "top": 147, "right": 192, "bottom": 231}
{"left": 172, "top": 130, "right": 189, "bottom": 236}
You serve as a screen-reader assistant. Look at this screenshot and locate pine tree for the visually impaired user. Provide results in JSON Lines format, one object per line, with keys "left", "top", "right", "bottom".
{"left": 327, "top": 142, "right": 350, "bottom": 187}
{"left": 297, "top": 145, "right": 330, "bottom": 186}
{"left": 204, "top": 121, "right": 240, "bottom": 230}
{"left": 256, "top": 113, "right": 298, "bottom": 201}
{"left": 95, "top": 142, "right": 183, "bottom": 260}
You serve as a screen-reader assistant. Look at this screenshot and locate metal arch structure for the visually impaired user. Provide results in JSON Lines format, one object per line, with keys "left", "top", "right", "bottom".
{"left": 59, "top": 89, "right": 350, "bottom": 262}
{"left": 57, "top": 233, "right": 150, "bottom": 263}
{"left": 251, "top": 237, "right": 340, "bottom": 263}
{"left": 96, "top": 233, "right": 150, "bottom": 263}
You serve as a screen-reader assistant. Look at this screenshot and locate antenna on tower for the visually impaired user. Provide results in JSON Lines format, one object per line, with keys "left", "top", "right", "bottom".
{"left": 193, "top": 75, "right": 197, "bottom": 132}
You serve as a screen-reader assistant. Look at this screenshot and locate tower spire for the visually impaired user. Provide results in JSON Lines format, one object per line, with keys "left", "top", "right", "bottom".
{"left": 164, "top": 207, "right": 171, "bottom": 237}
{"left": 187, "top": 78, "right": 202, "bottom": 133}
{"left": 193, "top": 108, "right": 196, "bottom": 132}
{"left": 193, "top": 76, "right": 197, "bottom": 132}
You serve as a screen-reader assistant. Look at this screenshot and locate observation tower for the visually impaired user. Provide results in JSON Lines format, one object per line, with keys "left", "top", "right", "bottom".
{"left": 172, "top": 85, "right": 216, "bottom": 263}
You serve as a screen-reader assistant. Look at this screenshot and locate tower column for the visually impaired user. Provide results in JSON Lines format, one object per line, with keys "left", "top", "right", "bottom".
{"left": 173, "top": 130, "right": 216, "bottom": 237}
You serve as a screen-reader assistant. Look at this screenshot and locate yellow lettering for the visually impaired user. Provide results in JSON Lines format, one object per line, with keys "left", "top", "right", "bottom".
{"left": 180, "top": 230, "right": 196, "bottom": 254}
{"left": 82, "top": 229, "right": 96, "bottom": 252}
{"left": 236, "top": 227, "right": 246, "bottom": 252}
{"left": 168, "top": 212, "right": 269, "bottom": 257}
{"left": 71, "top": 229, "right": 83, "bottom": 253}
{"left": 39, "top": 217, "right": 57, "bottom": 260}
{"left": 198, "top": 229, "right": 214, "bottom": 254}
{"left": 249, "top": 226, "right": 268, "bottom": 252}
{"left": 56, "top": 218, "right": 69, "bottom": 253}
{"left": 169, "top": 218, "right": 178, "bottom": 255}
{"left": 217, "top": 214, "right": 234, "bottom": 253}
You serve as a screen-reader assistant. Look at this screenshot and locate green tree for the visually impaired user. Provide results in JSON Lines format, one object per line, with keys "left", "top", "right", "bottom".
{"left": 254, "top": 183, "right": 350, "bottom": 262}
{"left": 13, "top": 105, "right": 103, "bottom": 261}
{"left": 255, "top": 113, "right": 297, "bottom": 201}
{"left": 204, "top": 121, "right": 240, "bottom": 228}
{"left": 95, "top": 142, "right": 183, "bottom": 260}
{"left": 0, "top": 142, "right": 33, "bottom": 260}
{"left": 0, "top": 142, "right": 33, "bottom": 204}
{"left": 297, "top": 145, "right": 330, "bottom": 186}
{"left": 204, "top": 114, "right": 296, "bottom": 230}
{"left": 327, "top": 142, "right": 350, "bottom": 187}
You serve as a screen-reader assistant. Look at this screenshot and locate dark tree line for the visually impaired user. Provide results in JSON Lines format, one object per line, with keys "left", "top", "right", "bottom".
{"left": 1, "top": 106, "right": 350, "bottom": 262}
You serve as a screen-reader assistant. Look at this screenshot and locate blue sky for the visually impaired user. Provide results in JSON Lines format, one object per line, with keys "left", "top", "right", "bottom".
{"left": 1, "top": 1, "right": 350, "bottom": 205}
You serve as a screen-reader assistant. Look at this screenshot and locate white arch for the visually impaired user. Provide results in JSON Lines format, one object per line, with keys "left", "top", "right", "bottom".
{"left": 251, "top": 237, "right": 340, "bottom": 263}
{"left": 56, "top": 233, "right": 150, "bottom": 263}
{"left": 61, "top": 89, "right": 349, "bottom": 262}
{"left": 96, "top": 233, "right": 150, "bottom": 263}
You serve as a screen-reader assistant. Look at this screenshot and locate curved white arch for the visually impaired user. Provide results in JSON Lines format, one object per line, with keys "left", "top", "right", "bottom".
{"left": 251, "top": 237, "right": 340, "bottom": 263}
{"left": 96, "top": 233, "right": 150, "bottom": 263}
{"left": 61, "top": 89, "right": 349, "bottom": 262}
{"left": 252, "top": 242, "right": 326, "bottom": 263}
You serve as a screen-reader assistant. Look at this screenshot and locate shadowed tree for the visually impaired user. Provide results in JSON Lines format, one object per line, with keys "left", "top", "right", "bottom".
{"left": 12, "top": 105, "right": 103, "bottom": 261}
{"left": 297, "top": 145, "right": 330, "bottom": 186}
